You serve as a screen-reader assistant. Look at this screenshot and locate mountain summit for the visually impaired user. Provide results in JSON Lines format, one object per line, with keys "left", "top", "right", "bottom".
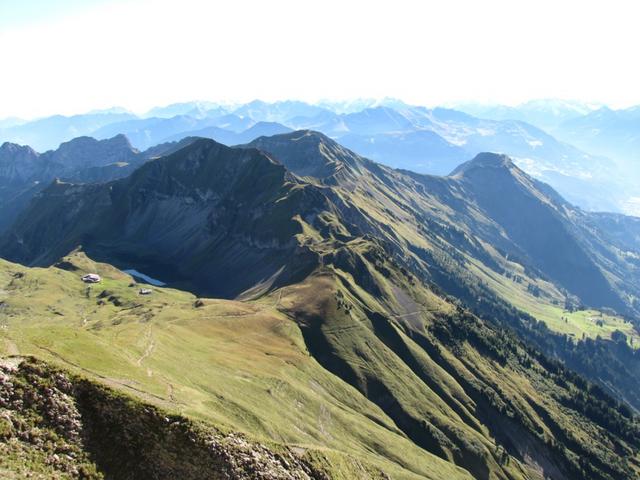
{"left": 450, "top": 152, "right": 516, "bottom": 175}
{"left": 248, "top": 129, "right": 363, "bottom": 182}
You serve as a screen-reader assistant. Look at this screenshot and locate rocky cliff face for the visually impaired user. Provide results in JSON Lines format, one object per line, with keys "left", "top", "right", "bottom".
{"left": 0, "top": 135, "right": 144, "bottom": 235}
{"left": 49, "top": 134, "right": 138, "bottom": 171}
{"left": 0, "top": 135, "right": 139, "bottom": 187}
{"left": 0, "top": 142, "right": 46, "bottom": 184}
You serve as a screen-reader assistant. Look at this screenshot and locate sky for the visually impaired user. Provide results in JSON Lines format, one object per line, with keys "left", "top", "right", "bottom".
{"left": 1, "top": 0, "right": 640, "bottom": 119}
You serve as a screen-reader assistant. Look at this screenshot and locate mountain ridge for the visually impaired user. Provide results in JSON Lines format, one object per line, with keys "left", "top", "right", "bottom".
{"left": 2, "top": 99, "right": 626, "bottom": 212}
{"left": 2, "top": 131, "right": 640, "bottom": 478}
{"left": 5, "top": 132, "right": 637, "bottom": 313}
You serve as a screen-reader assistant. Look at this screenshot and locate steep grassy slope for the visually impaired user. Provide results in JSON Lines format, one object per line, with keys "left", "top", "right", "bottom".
{"left": 449, "top": 153, "right": 625, "bottom": 309}
{"left": 7, "top": 131, "right": 639, "bottom": 317}
{"left": 247, "top": 132, "right": 640, "bottom": 320}
{"left": 586, "top": 212, "right": 640, "bottom": 256}
{"left": 281, "top": 241, "right": 640, "bottom": 480}
{"left": 1, "top": 250, "right": 639, "bottom": 479}
{"left": 245, "top": 132, "right": 640, "bottom": 411}
{"left": 252, "top": 132, "right": 638, "bottom": 330}
{"left": 0, "top": 252, "right": 470, "bottom": 480}
{"left": 1, "top": 357, "right": 388, "bottom": 480}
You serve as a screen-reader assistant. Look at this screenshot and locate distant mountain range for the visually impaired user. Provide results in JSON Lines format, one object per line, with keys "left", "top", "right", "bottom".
{"left": 2, "top": 99, "right": 636, "bottom": 214}
{"left": 455, "top": 100, "right": 640, "bottom": 171}
{"left": 455, "top": 99, "right": 600, "bottom": 131}
{"left": 0, "top": 111, "right": 137, "bottom": 151}
{"left": 555, "top": 106, "right": 640, "bottom": 171}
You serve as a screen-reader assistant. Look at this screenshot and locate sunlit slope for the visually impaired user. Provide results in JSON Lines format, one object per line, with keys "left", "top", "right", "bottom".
{"left": 0, "top": 252, "right": 471, "bottom": 480}
{"left": 2, "top": 357, "right": 395, "bottom": 480}
{"left": 249, "top": 132, "right": 640, "bottom": 323}
{"left": 246, "top": 132, "right": 640, "bottom": 408}
{"left": 2, "top": 250, "right": 639, "bottom": 479}
{"left": 466, "top": 254, "right": 640, "bottom": 347}
{"left": 6, "top": 132, "right": 640, "bottom": 338}
{"left": 276, "top": 240, "right": 640, "bottom": 480}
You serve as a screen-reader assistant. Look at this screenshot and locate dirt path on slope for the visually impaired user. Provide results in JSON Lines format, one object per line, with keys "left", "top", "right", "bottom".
{"left": 35, "top": 345, "right": 174, "bottom": 407}
{"left": 136, "top": 327, "right": 155, "bottom": 367}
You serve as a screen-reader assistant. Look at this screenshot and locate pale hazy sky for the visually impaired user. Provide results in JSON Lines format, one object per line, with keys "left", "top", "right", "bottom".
{"left": 1, "top": 0, "right": 639, "bottom": 118}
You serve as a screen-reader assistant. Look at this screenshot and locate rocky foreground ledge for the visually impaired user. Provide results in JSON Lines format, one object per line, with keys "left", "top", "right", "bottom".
{"left": 0, "top": 357, "right": 386, "bottom": 480}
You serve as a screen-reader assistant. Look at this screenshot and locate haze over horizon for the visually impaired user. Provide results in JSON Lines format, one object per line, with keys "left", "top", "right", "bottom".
{"left": 0, "top": 96, "right": 609, "bottom": 122}
{"left": 2, "top": 0, "right": 640, "bottom": 118}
